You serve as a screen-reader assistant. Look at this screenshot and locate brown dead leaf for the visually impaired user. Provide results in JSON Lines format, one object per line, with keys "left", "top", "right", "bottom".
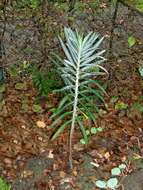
{"left": 21, "top": 170, "right": 34, "bottom": 178}
{"left": 36, "top": 121, "right": 46, "bottom": 128}
{"left": 60, "top": 177, "right": 73, "bottom": 185}
{"left": 48, "top": 150, "right": 54, "bottom": 159}
{"left": 104, "top": 152, "right": 110, "bottom": 159}
{"left": 73, "top": 143, "right": 84, "bottom": 151}
{"left": 3, "top": 158, "right": 12, "bottom": 166}
{"left": 121, "top": 156, "right": 127, "bottom": 162}
{"left": 72, "top": 170, "right": 78, "bottom": 176}
{"left": 88, "top": 175, "right": 97, "bottom": 181}
{"left": 59, "top": 171, "right": 66, "bottom": 178}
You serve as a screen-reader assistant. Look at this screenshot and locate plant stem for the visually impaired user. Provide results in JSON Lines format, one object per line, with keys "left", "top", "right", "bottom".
{"left": 69, "top": 40, "right": 81, "bottom": 170}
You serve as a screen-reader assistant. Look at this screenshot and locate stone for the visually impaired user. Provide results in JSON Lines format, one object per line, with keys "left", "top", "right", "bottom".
{"left": 122, "top": 169, "right": 143, "bottom": 190}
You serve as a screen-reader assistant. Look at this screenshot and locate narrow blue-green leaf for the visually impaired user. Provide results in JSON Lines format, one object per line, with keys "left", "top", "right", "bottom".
{"left": 51, "top": 120, "right": 72, "bottom": 140}
{"left": 49, "top": 111, "right": 72, "bottom": 128}
{"left": 79, "top": 93, "right": 99, "bottom": 113}
{"left": 81, "top": 86, "right": 105, "bottom": 103}
{"left": 50, "top": 101, "right": 73, "bottom": 119}
{"left": 58, "top": 96, "right": 69, "bottom": 109}
{"left": 59, "top": 37, "right": 74, "bottom": 64}
{"left": 77, "top": 117, "right": 88, "bottom": 144}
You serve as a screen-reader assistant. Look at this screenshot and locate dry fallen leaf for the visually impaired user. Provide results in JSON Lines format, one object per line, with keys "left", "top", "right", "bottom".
{"left": 48, "top": 150, "right": 54, "bottom": 159}
{"left": 60, "top": 177, "right": 73, "bottom": 184}
{"left": 36, "top": 121, "right": 46, "bottom": 128}
{"left": 90, "top": 162, "right": 100, "bottom": 168}
{"left": 121, "top": 156, "right": 127, "bottom": 162}
{"left": 59, "top": 171, "right": 66, "bottom": 178}
{"left": 104, "top": 152, "right": 110, "bottom": 159}
{"left": 73, "top": 143, "right": 84, "bottom": 151}
{"left": 3, "top": 158, "right": 12, "bottom": 165}
{"left": 72, "top": 170, "right": 78, "bottom": 176}
{"left": 21, "top": 170, "right": 33, "bottom": 178}
{"left": 88, "top": 175, "right": 97, "bottom": 181}
{"left": 21, "top": 125, "right": 26, "bottom": 129}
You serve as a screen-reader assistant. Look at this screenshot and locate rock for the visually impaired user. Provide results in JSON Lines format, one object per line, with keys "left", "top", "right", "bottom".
{"left": 122, "top": 169, "right": 143, "bottom": 190}
{"left": 132, "top": 158, "right": 143, "bottom": 169}
{"left": 12, "top": 156, "right": 54, "bottom": 190}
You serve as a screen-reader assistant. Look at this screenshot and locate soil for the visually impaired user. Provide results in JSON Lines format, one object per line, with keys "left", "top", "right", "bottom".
{"left": 123, "top": 169, "right": 143, "bottom": 190}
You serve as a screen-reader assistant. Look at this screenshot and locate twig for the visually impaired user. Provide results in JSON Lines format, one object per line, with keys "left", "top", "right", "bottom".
{"left": 121, "top": 184, "right": 125, "bottom": 190}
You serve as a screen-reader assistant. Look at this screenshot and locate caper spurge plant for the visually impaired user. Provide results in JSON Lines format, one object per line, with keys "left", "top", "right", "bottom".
{"left": 51, "top": 27, "right": 107, "bottom": 169}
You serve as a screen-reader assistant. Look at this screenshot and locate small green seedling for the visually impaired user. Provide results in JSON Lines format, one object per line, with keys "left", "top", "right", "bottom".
{"left": 80, "top": 127, "right": 103, "bottom": 144}
{"left": 85, "top": 130, "right": 90, "bottom": 135}
{"left": 32, "top": 104, "right": 43, "bottom": 113}
{"left": 115, "top": 101, "right": 128, "bottom": 111}
{"left": 111, "top": 167, "right": 121, "bottom": 176}
{"left": 95, "top": 164, "right": 126, "bottom": 189}
{"left": 0, "top": 177, "right": 11, "bottom": 190}
{"left": 80, "top": 139, "right": 87, "bottom": 145}
{"left": 128, "top": 36, "right": 136, "bottom": 48}
{"left": 91, "top": 127, "right": 98, "bottom": 134}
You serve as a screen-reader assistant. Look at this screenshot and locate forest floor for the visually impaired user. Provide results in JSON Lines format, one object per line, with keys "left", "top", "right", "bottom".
{"left": 0, "top": 1, "right": 143, "bottom": 190}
